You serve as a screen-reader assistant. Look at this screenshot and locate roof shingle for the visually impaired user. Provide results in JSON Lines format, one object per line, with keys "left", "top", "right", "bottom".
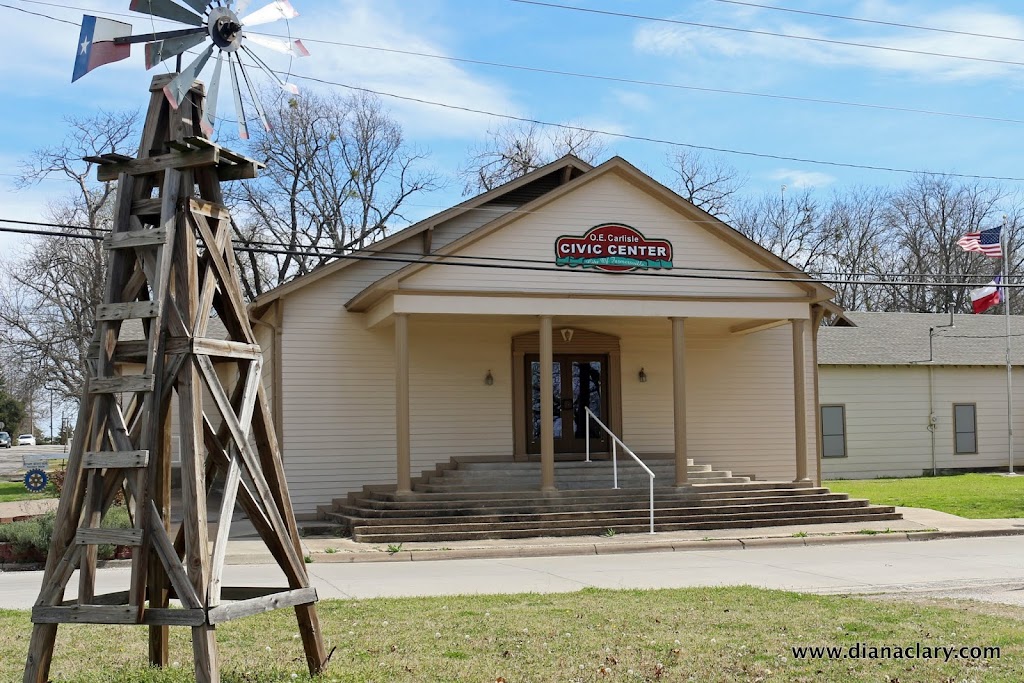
{"left": 818, "top": 311, "right": 1024, "bottom": 366}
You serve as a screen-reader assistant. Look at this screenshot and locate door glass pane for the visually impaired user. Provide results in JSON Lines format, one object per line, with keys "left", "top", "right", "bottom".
{"left": 552, "top": 362, "right": 562, "bottom": 439}
{"left": 822, "top": 434, "right": 845, "bottom": 458}
{"left": 821, "top": 406, "right": 844, "bottom": 436}
{"left": 956, "top": 432, "right": 976, "bottom": 454}
{"left": 530, "top": 361, "right": 562, "bottom": 440}
{"left": 572, "top": 360, "right": 603, "bottom": 438}
{"left": 955, "top": 404, "right": 976, "bottom": 432}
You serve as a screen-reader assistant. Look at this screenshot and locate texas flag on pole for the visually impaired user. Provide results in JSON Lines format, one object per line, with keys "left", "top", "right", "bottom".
{"left": 971, "top": 276, "right": 1003, "bottom": 314}
{"left": 72, "top": 16, "right": 132, "bottom": 82}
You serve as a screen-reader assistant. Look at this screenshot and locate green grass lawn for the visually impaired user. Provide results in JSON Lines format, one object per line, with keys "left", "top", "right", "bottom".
{"left": 826, "top": 473, "right": 1024, "bottom": 518}
{"left": 1, "top": 587, "right": 1022, "bottom": 682}
{"left": 0, "top": 480, "right": 57, "bottom": 504}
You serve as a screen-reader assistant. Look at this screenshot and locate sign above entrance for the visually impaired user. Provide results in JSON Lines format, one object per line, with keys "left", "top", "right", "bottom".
{"left": 555, "top": 223, "right": 673, "bottom": 273}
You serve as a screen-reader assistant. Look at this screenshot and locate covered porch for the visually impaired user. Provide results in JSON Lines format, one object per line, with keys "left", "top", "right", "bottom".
{"left": 349, "top": 289, "right": 826, "bottom": 495}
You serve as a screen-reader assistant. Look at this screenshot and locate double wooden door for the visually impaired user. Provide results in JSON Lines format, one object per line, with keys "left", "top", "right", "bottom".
{"left": 525, "top": 354, "right": 609, "bottom": 454}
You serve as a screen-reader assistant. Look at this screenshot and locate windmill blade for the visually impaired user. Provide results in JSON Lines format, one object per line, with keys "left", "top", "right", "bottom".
{"left": 241, "top": 45, "right": 299, "bottom": 94}
{"left": 163, "top": 43, "right": 214, "bottom": 109}
{"left": 240, "top": 0, "right": 298, "bottom": 27}
{"left": 200, "top": 52, "right": 224, "bottom": 136}
{"left": 228, "top": 53, "right": 250, "bottom": 140}
{"left": 233, "top": 0, "right": 254, "bottom": 15}
{"left": 129, "top": 0, "right": 204, "bottom": 27}
{"left": 242, "top": 33, "right": 309, "bottom": 58}
{"left": 236, "top": 57, "right": 272, "bottom": 132}
{"left": 177, "top": 0, "right": 211, "bottom": 14}
{"left": 145, "top": 31, "right": 208, "bottom": 69}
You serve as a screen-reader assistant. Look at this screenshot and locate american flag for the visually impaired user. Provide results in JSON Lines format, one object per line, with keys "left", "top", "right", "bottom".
{"left": 957, "top": 226, "right": 1003, "bottom": 257}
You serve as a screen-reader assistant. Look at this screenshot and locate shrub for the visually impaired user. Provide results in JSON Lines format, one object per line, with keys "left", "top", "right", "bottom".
{"left": 51, "top": 467, "right": 126, "bottom": 508}
{"left": 0, "top": 511, "right": 56, "bottom": 556}
{"left": 0, "top": 506, "right": 134, "bottom": 561}
{"left": 50, "top": 467, "right": 67, "bottom": 497}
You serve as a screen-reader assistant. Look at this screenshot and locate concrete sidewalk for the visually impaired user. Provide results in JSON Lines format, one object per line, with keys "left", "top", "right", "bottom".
{"left": 2, "top": 499, "right": 1021, "bottom": 566}
{"left": 0, "top": 498, "right": 59, "bottom": 523}
{"left": 228, "top": 505, "right": 1024, "bottom": 565}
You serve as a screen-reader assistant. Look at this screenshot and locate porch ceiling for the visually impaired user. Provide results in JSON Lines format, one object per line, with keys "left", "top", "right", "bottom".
{"left": 361, "top": 291, "right": 808, "bottom": 329}
{"left": 363, "top": 309, "right": 790, "bottom": 336}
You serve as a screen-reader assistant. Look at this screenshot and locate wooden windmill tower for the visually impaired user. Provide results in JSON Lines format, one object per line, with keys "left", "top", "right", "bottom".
{"left": 25, "top": 3, "right": 325, "bottom": 682}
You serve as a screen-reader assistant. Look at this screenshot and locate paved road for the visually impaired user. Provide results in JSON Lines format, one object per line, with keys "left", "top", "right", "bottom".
{"left": 1, "top": 536, "right": 1022, "bottom": 609}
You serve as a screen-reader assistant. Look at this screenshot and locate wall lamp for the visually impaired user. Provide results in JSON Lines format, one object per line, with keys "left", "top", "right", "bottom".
{"left": 638, "top": 367, "right": 647, "bottom": 383}
{"left": 485, "top": 370, "right": 494, "bottom": 386}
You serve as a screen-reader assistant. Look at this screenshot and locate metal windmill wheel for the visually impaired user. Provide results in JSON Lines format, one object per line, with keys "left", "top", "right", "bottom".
{"left": 73, "top": 0, "right": 309, "bottom": 138}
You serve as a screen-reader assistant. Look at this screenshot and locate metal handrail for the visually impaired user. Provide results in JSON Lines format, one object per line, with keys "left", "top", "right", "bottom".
{"left": 584, "top": 406, "right": 656, "bottom": 534}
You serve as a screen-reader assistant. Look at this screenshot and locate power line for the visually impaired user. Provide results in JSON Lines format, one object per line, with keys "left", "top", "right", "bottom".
{"left": 0, "top": 0, "right": 76, "bottom": 25}
{"left": 1, "top": 223, "right": 1019, "bottom": 289}
{"left": 8, "top": 0, "right": 171, "bottom": 24}
{"left": 249, "top": 35, "right": 1024, "bottom": 127}
{"left": 9, "top": 2, "right": 1024, "bottom": 184}
{"left": 1, "top": 215, "right": 1015, "bottom": 280}
{"left": 15, "top": 0, "right": 1024, "bottom": 127}
{"left": 287, "top": 72, "right": 1024, "bottom": 182}
{"left": 711, "top": 0, "right": 1024, "bottom": 44}
{"left": 20, "top": 0, "right": 1024, "bottom": 71}
{"left": 507, "top": 0, "right": 1024, "bottom": 69}
{"left": 2, "top": 211, "right": 1015, "bottom": 278}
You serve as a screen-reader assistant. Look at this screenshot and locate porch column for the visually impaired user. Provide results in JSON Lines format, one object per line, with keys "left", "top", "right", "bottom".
{"left": 395, "top": 313, "right": 411, "bottom": 494}
{"left": 792, "top": 318, "right": 810, "bottom": 482}
{"left": 539, "top": 315, "right": 556, "bottom": 492}
{"left": 671, "top": 317, "right": 688, "bottom": 486}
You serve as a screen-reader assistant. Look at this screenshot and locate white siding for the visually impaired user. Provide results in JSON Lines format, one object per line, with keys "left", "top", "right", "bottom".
{"left": 621, "top": 324, "right": 814, "bottom": 482}
{"left": 820, "top": 365, "right": 1021, "bottom": 479}
{"left": 401, "top": 173, "right": 805, "bottom": 298}
{"left": 277, "top": 207, "right": 516, "bottom": 514}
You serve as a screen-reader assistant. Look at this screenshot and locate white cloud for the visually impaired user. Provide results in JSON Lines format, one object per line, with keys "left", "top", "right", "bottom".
{"left": 768, "top": 168, "right": 836, "bottom": 189}
{"left": 610, "top": 89, "right": 655, "bottom": 112}
{"left": 287, "top": 0, "right": 519, "bottom": 138}
{"left": 632, "top": 2, "right": 1024, "bottom": 82}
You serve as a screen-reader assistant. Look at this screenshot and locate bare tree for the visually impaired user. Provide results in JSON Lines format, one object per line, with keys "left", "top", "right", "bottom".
{"left": 232, "top": 91, "right": 440, "bottom": 298}
{"left": 460, "top": 122, "right": 606, "bottom": 194}
{"left": 665, "top": 149, "right": 745, "bottom": 218}
{"left": 0, "top": 110, "right": 138, "bottom": 401}
{"left": 731, "top": 186, "right": 830, "bottom": 272}
{"left": 884, "top": 175, "right": 1006, "bottom": 313}
{"left": 817, "top": 187, "right": 891, "bottom": 312}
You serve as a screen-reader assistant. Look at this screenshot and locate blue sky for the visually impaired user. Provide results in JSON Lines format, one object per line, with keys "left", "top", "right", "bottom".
{"left": 4, "top": 0, "right": 1024, "bottom": 254}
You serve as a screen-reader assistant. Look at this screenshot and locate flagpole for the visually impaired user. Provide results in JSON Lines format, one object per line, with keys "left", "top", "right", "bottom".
{"left": 1003, "top": 220, "right": 1014, "bottom": 475}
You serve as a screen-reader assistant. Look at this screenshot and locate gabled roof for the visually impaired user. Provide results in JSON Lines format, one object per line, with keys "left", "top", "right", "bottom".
{"left": 346, "top": 156, "right": 836, "bottom": 311}
{"left": 249, "top": 155, "right": 593, "bottom": 315}
{"left": 819, "top": 311, "right": 1024, "bottom": 365}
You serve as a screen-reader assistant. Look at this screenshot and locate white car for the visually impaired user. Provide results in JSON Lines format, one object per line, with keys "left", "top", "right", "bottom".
{"left": 17, "top": 434, "right": 36, "bottom": 446}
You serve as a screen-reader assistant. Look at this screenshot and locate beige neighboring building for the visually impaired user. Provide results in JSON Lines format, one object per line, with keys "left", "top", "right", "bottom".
{"left": 819, "top": 312, "right": 1022, "bottom": 479}
{"left": 250, "top": 156, "right": 838, "bottom": 518}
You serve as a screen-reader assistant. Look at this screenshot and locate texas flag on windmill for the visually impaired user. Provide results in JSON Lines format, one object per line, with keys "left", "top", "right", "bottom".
{"left": 72, "top": 15, "right": 132, "bottom": 82}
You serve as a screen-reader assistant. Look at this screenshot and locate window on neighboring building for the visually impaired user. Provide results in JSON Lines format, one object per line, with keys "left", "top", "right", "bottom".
{"left": 820, "top": 405, "right": 846, "bottom": 458}
{"left": 954, "top": 403, "right": 977, "bottom": 454}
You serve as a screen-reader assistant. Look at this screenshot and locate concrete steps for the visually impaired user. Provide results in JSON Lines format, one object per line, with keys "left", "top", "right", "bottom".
{"left": 416, "top": 460, "right": 751, "bottom": 492}
{"left": 336, "top": 491, "right": 851, "bottom": 515}
{"left": 320, "top": 457, "right": 902, "bottom": 543}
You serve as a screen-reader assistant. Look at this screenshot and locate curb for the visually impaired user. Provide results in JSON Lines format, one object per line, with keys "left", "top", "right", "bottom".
{"left": 290, "top": 527, "right": 1024, "bottom": 565}
{"left": 7, "top": 528, "right": 1020, "bottom": 572}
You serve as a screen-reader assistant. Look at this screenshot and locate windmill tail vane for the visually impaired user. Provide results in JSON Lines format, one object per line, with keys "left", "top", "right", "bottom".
{"left": 73, "top": 0, "right": 309, "bottom": 138}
